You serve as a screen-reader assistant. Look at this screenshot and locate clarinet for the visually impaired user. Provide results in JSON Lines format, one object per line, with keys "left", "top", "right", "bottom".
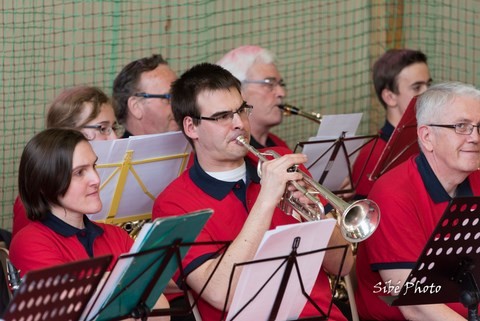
{"left": 6, "top": 258, "right": 21, "bottom": 293}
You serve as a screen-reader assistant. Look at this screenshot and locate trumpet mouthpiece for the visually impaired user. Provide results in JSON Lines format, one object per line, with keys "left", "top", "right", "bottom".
{"left": 236, "top": 136, "right": 247, "bottom": 144}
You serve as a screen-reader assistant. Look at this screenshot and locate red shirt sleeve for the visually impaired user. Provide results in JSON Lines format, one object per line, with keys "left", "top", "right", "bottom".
{"left": 12, "top": 195, "right": 30, "bottom": 237}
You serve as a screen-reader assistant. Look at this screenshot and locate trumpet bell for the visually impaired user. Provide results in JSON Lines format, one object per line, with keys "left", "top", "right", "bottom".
{"left": 341, "top": 200, "right": 380, "bottom": 243}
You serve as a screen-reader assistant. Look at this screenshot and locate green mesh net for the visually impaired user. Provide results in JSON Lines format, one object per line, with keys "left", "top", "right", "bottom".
{"left": 1, "top": 0, "right": 479, "bottom": 230}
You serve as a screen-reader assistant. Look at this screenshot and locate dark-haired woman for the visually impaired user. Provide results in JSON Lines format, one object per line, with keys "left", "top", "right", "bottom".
{"left": 9, "top": 128, "right": 169, "bottom": 320}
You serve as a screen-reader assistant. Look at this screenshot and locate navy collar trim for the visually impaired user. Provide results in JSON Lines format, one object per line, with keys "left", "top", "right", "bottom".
{"left": 189, "top": 156, "right": 260, "bottom": 200}
{"left": 379, "top": 120, "right": 395, "bottom": 142}
{"left": 122, "top": 129, "right": 133, "bottom": 138}
{"left": 249, "top": 135, "right": 277, "bottom": 149}
{"left": 42, "top": 212, "right": 104, "bottom": 238}
{"left": 416, "top": 153, "right": 473, "bottom": 203}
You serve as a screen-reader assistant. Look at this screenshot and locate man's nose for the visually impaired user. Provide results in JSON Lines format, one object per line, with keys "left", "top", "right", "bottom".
{"left": 275, "top": 83, "right": 286, "bottom": 97}
{"left": 232, "top": 112, "right": 245, "bottom": 129}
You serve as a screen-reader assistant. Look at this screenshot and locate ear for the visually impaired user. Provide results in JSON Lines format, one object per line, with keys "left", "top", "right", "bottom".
{"left": 183, "top": 116, "right": 199, "bottom": 141}
{"left": 418, "top": 125, "right": 434, "bottom": 152}
{"left": 127, "top": 96, "right": 143, "bottom": 120}
{"left": 381, "top": 88, "right": 398, "bottom": 108}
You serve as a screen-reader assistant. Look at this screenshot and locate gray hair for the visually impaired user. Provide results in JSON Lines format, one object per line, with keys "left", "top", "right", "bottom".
{"left": 216, "top": 45, "right": 276, "bottom": 82}
{"left": 416, "top": 82, "right": 480, "bottom": 126}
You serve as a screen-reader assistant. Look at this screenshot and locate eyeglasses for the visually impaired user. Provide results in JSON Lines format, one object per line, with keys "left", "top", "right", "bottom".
{"left": 193, "top": 102, "right": 253, "bottom": 124}
{"left": 243, "top": 77, "right": 286, "bottom": 91}
{"left": 81, "top": 123, "right": 125, "bottom": 139}
{"left": 428, "top": 123, "right": 480, "bottom": 135}
{"left": 133, "top": 92, "right": 171, "bottom": 102}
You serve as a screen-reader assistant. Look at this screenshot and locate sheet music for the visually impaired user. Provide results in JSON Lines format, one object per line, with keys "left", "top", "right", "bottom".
{"left": 227, "top": 219, "right": 336, "bottom": 321}
{"left": 87, "top": 131, "right": 191, "bottom": 222}
{"left": 316, "top": 113, "right": 363, "bottom": 137}
{"left": 302, "top": 136, "right": 365, "bottom": 190}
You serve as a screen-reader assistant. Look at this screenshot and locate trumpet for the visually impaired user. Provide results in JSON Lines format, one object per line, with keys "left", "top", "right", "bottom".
{"left": 278, "top": 104, "right": 322, "bottom": 124}
{"left": 236, "top": 135, "right": 380, "bottom": 243}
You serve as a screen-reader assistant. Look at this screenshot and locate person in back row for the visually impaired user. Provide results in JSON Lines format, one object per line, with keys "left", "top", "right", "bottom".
{"left": 350, "top": 49, "right": 432, "bottom": 199}
{"left": 355, "top": 82, "right": 480, "bottom": 320}
{"left": 12, "top": 85, "right": 123, "bottom": 237}
{"left": 217, "top": 45, "right": 290, "bottom": 149}
{"left": 152, "top": 62, "right": 353, "bottom": 321}
{"left": 112, "top": 54, "right": 179, "bottom": 137}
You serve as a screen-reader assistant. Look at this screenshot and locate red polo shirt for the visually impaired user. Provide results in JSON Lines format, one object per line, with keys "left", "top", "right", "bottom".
{"left": 12, "top": 195, "right": 28, "bottom": 237}
{"left": 10, "top": 212, "right": 133, "bottom": 276}
{"left": 355, "top": 153, "right": 480, "bottom": 320}
{"left": 351, "top": 121, "right": 393, "bottom": 199}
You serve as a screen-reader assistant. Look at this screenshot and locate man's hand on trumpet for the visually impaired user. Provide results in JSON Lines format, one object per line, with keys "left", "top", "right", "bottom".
{"left": 256, "top": 153, "right": 307, "bottom": 206}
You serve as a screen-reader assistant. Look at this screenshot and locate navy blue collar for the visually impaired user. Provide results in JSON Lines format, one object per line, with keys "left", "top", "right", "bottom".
{"left": 121, "top": 129, "right": 133, "bottom": 138}
{"left": 189, "top": 156, "right": 260, "bottom": 200}
{"left": 250, "top": 135, "right": 276, "bottom": 149}
{"left": 42, "top": 212, "right": 104, "bottom": 257}
{"left": 415, "top": 153, "right": 473, "bottom": 203}
{"left": 379, "top": 120, "right": 395, "bottom": 142}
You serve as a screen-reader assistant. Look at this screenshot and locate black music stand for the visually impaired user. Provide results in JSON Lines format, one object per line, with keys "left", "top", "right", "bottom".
{"left": 2, "top": 255, "right": 112, "bottom": 321}
{"left": 294, "top": 133, "right": 378, "bottom": 194}
{"left": 83, "top": 209, "right": 231, "bottom": 321}
{"left": 84, "top": 240, "right": 230, "bottom": 321}
{"left": 222, "top": 220, "right": 348, "bottom": 321}
{"left": 369, "top": 96, "right": 419, "bottom": 181}
{"left": 383, "top": 196, "right": 480, "bottom": 321}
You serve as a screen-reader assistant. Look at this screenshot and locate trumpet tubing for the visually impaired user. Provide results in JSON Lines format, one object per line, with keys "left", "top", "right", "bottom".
{"left": 237, "top": 135, "right": 325, "bottom": 220}
{"left": 120, "top": 220, "right": 148, "bottom": 238}
{"left": 278, "top": 104, "right": 322, "bottom": 124}
{"left": 236, "top": 135, "right": 380, "bottom": 243}
{"left": 6, "top": 258, "right": 21, "bottom": 293}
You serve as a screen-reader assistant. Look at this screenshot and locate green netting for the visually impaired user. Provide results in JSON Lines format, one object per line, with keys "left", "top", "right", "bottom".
{"left": 1, "top": 0, "right": 479, "bottom": 230}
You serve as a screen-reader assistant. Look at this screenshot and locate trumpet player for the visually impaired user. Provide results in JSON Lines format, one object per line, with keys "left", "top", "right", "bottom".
{"left": 152, "top": 63, "right": 353, "bottom": 321}
{"left": 217, "top": 45, "right": 291, "bottom": 150}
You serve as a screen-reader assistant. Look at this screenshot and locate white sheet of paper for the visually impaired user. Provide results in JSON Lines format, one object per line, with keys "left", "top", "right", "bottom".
{"left": 316, "top": 113, "right": 363, "bottom": 137}
{"left": 302, "top": 135, "right": 365, "bottom": 190}
{"left": 87, "top": 131, "right": 191, "bottom": 221}
{"left": 226, "top": 219, "right": 336, "bottom": 321}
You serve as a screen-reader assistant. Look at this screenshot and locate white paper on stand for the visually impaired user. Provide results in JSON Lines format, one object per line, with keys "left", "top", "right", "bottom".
{"left": 87, "top": 131, "right": 191, "bottom": 222}
{"left": 302, "top": 136, "right": 365, "bottom": 190}
{"left": 227, "top": 219, "right": 336, "bottom": 321}
{"left": 296, "top": 113, "right": 365, "bottom": 190}
{"left": 316, "top": 113, "right": 363, "bottom": 137}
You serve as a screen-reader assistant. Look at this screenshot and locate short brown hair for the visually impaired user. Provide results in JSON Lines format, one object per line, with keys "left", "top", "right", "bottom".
{"left": 373, "top": 49, "right": 428, "bottom": 109}
{"left": 112, "top": 54, "right": 169, "bottom": 124}
{"left": 171, "top": 63, "right": 242, "bottom": 147}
